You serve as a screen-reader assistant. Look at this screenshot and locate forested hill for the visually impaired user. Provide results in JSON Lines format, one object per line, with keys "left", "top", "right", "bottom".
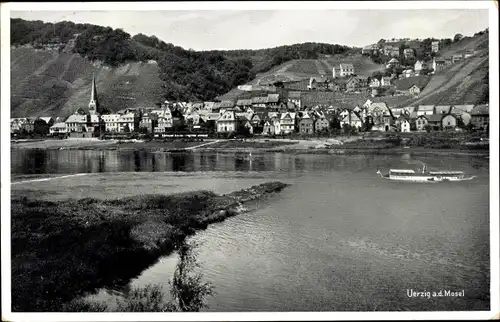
{"left": 11, "top": 18, "right": 355, "bottom": 104}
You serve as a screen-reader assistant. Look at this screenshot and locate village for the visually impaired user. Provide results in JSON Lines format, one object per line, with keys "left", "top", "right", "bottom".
{"left": 10, "top": 76, "right": 489, "bottom": 140}
{"left": 10, "top": 36, "right": 489, "bottom": 140}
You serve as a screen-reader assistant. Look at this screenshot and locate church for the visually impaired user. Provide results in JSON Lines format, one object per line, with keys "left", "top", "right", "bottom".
{"left": 65, "top": 72, "right": 104, "bottom": 137}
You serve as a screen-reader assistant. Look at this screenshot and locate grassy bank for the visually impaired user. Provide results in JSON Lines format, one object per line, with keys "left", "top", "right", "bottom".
{"left": 11, "top": 181, "right": 289, "bottom": 312}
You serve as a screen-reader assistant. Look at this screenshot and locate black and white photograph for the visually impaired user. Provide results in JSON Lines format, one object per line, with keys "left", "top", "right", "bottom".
{"left": 1, "top": 1, "right": 499, "bottom": 321}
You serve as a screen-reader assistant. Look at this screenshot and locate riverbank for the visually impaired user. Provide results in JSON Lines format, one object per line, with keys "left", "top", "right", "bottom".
{"left": 11, "top": 181, "right": 289, "bottom": 312}
{"left": 10, "top": 136, "right": 489, "bottom": 157}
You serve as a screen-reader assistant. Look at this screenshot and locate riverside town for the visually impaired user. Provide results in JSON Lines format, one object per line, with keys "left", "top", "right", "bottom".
{"left": 5, "top": 6, "right": 495, "bottom": 318}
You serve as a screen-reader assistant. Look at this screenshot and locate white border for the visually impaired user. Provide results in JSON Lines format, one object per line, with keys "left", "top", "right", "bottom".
{"left": 1, "top": 1, "right": 499, "bottom": 321}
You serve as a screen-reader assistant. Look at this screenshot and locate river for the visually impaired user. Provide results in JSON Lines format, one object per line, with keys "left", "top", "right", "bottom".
{"left": 11, "top": 149, "right": 490, "bottom": 311}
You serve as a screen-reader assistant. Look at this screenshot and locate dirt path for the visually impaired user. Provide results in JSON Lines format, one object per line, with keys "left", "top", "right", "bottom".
{"left": 185, "top": 140, "right": 222, "bottom": 150}
{"left": 321, "top": 59, "right": 335, "bottom": 71}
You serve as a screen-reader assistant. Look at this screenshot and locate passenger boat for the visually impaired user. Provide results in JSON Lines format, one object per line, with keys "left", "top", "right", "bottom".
{"left": 377, "top": 164, "right": 475, "bottom": 182}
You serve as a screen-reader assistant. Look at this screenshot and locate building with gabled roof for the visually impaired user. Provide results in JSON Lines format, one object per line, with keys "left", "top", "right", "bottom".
{"left": 339, "top": 64, "right": 355, "bottom": 77}
{"left": 435, "top": 105, "right": 452, "bottom": 115}
{"left": 298, "top": 112, "right": 314, "bottom": 134}
{"left": 470, "top": 104, "right": 489, "bottom": 130}
{"left": 417, "top": 105, "right": 435, "bottom": 116}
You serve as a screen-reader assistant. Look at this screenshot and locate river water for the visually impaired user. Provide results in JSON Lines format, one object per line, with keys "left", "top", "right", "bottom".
{"left": 11, "top": 149, "right": 491, "bottom": 311}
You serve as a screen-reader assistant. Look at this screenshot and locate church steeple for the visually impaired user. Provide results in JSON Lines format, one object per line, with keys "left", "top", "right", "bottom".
{"left": 88, "top": 71, "right": 99, "bottom": 114}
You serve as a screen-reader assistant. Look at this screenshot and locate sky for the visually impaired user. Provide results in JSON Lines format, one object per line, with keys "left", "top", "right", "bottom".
{"left": 10, "top": 9, "right": 489, "bottom": 50}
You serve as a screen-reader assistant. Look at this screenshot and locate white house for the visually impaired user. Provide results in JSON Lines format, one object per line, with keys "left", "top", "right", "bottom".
{"left": 49, "top": 122, "right": 67, "bottom": 135}
{"left": 414, "top": 60, "right": 426, "bottom": 74}
{"left": 118, "top": 113, "right": 137, "bottom": 132}
{"left": 102, "top": 114, "right": 121, "bottom": 132}
{"left": 216, "top": 110, "right": 238, "bottom": 133}
{"left": 339, "top": 64, "right": 355, "bottom": 77}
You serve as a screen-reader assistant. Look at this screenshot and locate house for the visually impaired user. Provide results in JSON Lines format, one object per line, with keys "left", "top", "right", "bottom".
{"left": 345, "top": 77, "right": 360, "bottom": 92}
{"left": 331, "top": 78, "right": 347, "bottom": 91}
{"left": 10, "top": 118, "right": 25, "bottom": 133}
{"left": 464, "top": 49, "right": 475, "bottom": 59}
{"left": 470, "top": 104, "right": 489, "bottom": 130}
{"left": 155, "top": 117, "right": 171, "bottom": 134}
{"left": 65, "top": 114, "right": 86, "bottom": 133}
{"left": 414, "top": 60, "right": 426, "bottom": 74}
{"left": 49, "top": 122, "right": 67, "bottom": 135}
{"left": 442, "top": 114, "right": 457, "bottom": 129}
{"left": 102, "top": 114, "right": 121, "bottom": 132}
{"left": 403, "top": 48, "right": 415, "bottom": 59}
{"left": 435, "top": 105, "right": 452, "bottom": 115}
{"left": 314, "top": 116, "right": 330, "bottom": 133}
{"left": 382, "top": 108, "right": 395, "bottom": 131}
{"left": 444, "top": 56, "right": 453, "bottom": 65}
{"left": 153, "top": 108, "right": 173, "bottom": 132}
{"left": 396, "top": 114, "right": 411, "bottom": 132}
{"left": 417, "top": 105, "right": 435, "bottom": 116}
{"left": 308, "top": 76, "right": 329, "bottom": 90}
{"left": 212, "top": 102, "right": 222, "bottom": 112}
{"left": 383, "top": 45, "right": 395, "bottom": 56}
{"left": 339, "top": 64, "right": 355, "bottom": 77}
{"left": 362, "top": 44, "right": 379, "bottom": 55}
{"left": 386, "top": 58, "right": 399, "bottom": 68}
{"left": 340, "top": 111, "right": 363, "bottom": 130}
{"left": 288, "top": 91, "right": 302, "bottom": 108}
{"left": 381, "top": 76, "right": 392, "bottom": 87}
{"left": 171, "top": 108, "right": 185, "bottom": 129}
{"left": 431, "top": 41, "right": 440, "bottom": 53}
{"left": 384, "top": 45, "right": 399, "bottom": 57}
{"left": 220, "top": 100, "right": 236, "bottom": 109}
{"left": 339, "top": 108, "right": 351, "bottom": 120}
{"left": 432, "top": 58, "right": 446, "bottom": 73}
{"left": 390, "top": 107, "right": 405, "bottom": 118}
{"left": 252, "top": 96, "right": 269, "bottom": 108}
{"left": 139, "top": 113, "right": 158, "bottom": 133}
{"left": 216, "top": 110, "right": 238, "bottom": 133}
{"left": 426, "top": 114, "right": 444, "bottom": 130}
{"left": 415, "top": 115, "right": 429, "bottom": 131}
{"left": 39, "top": 117, "right": 55, "bottom": 127}
{"left": 279, "top": 112, "right": 296, "bottom": 134}
{"left": 203, "top": 101, "right": 215, "bottom": 112}
{"left": 402, "top": 69, "right": 415, "bottom": 78}
{"left": 236, "top": 98, "right": 253, "bottom": 109}
{"left": 450, "top": 105, "right": 474, "bottom": 125}
{"left": 298, "top": 112, "right": 314, "bottom": 134}
{"left": 118, "top": 112, "right": 139, "bottom": 132}
{"left": 452, "top": 54, "right": 463, "bottom": 63}
{"left": 263, "top": 118, "right": 280, "bottom": 136}
{"left": 243, "top": 120, "right": 254, "bottom": 134}
{"left": 369, "top": 77, "right": 381, "bottom": 88}
{"left": 267, "top": 94, "right": 280, "bottom": 108}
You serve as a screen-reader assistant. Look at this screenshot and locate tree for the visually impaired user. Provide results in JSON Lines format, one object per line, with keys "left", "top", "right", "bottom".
{"left": 170, "top": 241, "right": 214, "bottom": 312}
{"left": 64, "top": 240, "right": 214, "bottom": 312}
{"left": 453, "top": 33, "right": 464, "bottom": 42}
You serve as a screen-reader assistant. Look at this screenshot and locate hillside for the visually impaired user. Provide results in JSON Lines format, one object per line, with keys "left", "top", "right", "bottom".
{"left": 11, "top": 18, "right": 356, "bottom": 116}
{"left": 11, "top": 47, "right": 165, "bottom": 118}
{"left": 437, "top": 31, "right": 489, "bottom": 58}
{"left": 394, "top": 47, "right": 489, "bottom": 108}
{"left": 249, "top": 54, "right": 385, "bottom": 86}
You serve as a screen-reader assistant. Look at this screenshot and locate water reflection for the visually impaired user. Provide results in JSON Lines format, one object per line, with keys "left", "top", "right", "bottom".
{"left": 11, "top": 149, "right": 489, "bottom": 177}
